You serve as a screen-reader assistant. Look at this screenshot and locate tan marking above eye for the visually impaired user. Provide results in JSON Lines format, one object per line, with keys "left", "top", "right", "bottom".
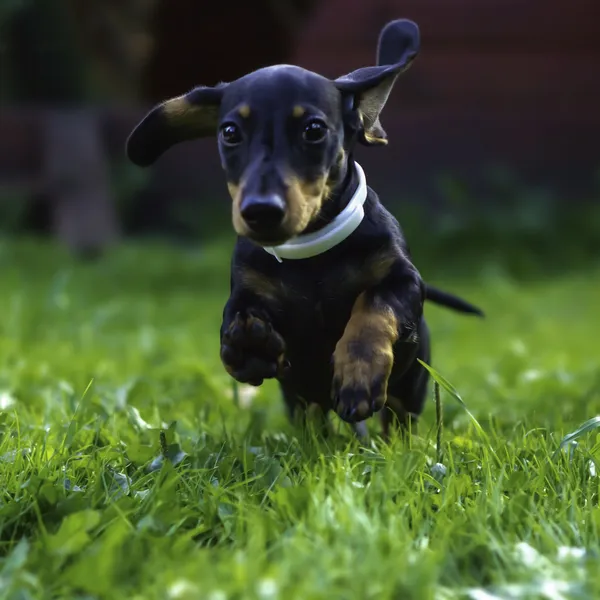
{"left": 292, "top": 105, "right": 306, "bottom": 118}
{"left": 238, "top": 104, "right": 251, "bottom": 118}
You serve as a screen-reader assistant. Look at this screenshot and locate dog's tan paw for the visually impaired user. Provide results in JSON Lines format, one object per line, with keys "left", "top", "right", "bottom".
{"left": 331, "top": 340, "right": 393, "bottom": 423}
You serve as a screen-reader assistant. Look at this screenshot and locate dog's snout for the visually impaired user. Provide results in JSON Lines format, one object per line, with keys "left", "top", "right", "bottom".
{"left": 240, "top": 194, "right": 286, "bottom": 231}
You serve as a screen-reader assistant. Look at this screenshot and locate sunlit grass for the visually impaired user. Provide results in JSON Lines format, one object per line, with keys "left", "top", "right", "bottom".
{"left": 0, "top": 237, "right": 599, "bottom": 599}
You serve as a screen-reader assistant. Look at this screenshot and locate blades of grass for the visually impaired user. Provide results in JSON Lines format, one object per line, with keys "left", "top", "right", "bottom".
{"left": 551, "top": 415, "right": 600, "bottom": 461}
{"left": 62, "top": 378, "right": 95, "bottom": 452}
{"left": 417, "top": 359, "right": 499, "bottom": 463}
{"left": 418, "top": 360, "right": 465, "bottom": 408}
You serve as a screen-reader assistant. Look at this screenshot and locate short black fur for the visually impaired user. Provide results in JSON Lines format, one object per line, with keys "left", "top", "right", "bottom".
{"left": 125, "top": 19, "right": 484, "bottom": 439}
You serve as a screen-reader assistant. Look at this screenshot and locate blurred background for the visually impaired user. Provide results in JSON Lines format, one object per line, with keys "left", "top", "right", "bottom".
{"left": 0, "top": 0, "right": 599, "bottom": 272}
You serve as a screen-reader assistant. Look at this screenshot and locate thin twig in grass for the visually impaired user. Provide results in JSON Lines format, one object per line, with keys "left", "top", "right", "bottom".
{"left": 418, "top": 359, "right": 501, "bottom": 465}
{"left": 434, "top": 380, "right": 443, "bottom": 464}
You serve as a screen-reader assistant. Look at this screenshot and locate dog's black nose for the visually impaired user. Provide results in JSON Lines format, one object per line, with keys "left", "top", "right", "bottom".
{"left": 240, "top": 194, "right": 286, "bottom": 231}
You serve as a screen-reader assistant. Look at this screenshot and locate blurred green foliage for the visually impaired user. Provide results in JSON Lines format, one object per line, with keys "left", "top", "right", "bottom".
{"left": 400, "top": 168, "right": 600, "bottom": 281}
{"left": 0, "top": 238, "right": 599, "bottom": 598}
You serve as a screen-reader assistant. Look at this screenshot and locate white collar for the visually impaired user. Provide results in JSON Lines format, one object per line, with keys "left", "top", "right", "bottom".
{"left": 263, "top": 161, "right": 367, "bottom": 262}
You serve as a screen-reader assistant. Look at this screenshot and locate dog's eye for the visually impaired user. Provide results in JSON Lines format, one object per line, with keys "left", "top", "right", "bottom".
{"left": 220, "top": 123, "right": 242, "bottom": 146}
{"left": 302, "top": 119, "right": 328, "bottom": 143}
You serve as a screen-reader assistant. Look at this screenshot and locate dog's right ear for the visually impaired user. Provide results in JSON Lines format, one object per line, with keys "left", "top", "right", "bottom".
{"left": 334, "top": 19, "right": 419, "bottom": 146}
{"left": 125, "top": 84, "right": 227, "bottom": 167}
{"left": 376, "top": 18, "right": 417, "bottom": 67}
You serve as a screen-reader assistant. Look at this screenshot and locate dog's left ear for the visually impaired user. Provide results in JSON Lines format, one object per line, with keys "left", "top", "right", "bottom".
{"left": 125, "top": 83, "right": 227, "bottom": 167}
{"left": 334, "top": 19, "right": 420, "bottom": 146}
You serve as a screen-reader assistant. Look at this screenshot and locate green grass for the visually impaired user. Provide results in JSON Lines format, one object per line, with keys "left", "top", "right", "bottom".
{"left": 1, "top": 236, "right": 600, "bottom": 600}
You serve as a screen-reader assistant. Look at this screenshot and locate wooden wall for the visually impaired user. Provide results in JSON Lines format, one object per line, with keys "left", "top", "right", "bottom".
{"left": 293, "top": 0, "right": 600, "bottom": 196}
{"left": 2, "top": 0, "right": 600, "bottom": 239}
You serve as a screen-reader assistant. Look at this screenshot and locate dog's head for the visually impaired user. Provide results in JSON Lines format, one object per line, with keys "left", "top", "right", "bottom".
{"left": 126, "top": 19, "right": 419, "bottom": 246}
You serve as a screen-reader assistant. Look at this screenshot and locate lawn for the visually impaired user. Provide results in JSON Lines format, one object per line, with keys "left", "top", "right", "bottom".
{"left": 0, "top": 235, "right": 599, "bottom": 599}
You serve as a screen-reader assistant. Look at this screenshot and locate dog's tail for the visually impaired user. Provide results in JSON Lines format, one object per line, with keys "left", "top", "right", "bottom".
{"left": 424, "top": 284, "right": 484, "bottom": 317}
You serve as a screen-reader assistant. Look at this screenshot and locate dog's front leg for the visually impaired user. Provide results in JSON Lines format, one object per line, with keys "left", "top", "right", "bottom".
{"left": 220, "top": 294, "right": 287, "bottom": 387}
{"left": 332, "top": 260, "right": 424, "bottom": 423}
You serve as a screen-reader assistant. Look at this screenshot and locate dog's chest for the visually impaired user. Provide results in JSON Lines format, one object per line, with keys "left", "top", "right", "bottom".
{"left": 240, "top": 237, "right": 397, "bottom": 343}
{"left": 271, "top": 262, "right": 372, "bottom": 338}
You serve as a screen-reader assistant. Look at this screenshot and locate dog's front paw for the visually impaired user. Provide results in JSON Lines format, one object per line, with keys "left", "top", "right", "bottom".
{"left": 331, "top": 341, "right": 393, "bottom": 423}
{"left": 220, "top": 310, "right": 287, "bottom": 386}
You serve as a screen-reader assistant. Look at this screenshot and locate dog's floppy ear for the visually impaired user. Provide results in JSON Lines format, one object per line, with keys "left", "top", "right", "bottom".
{"left": 125, "top": 84, "right": 227, "bottom": 167}
{"left": 334, "top": 19, "right": 420, "bottom": 146}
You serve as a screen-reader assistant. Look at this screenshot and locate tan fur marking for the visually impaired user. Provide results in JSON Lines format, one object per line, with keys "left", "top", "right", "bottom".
{"left": 363, "top": 132, "right": 388, "bottom": 145}
{"left": 229, "top": 172, "right": 329, "bottom": 241}
{"left": 163, "top": 97, "right": 219, "bottom": 131}
{"left": 227, "top": 182, "right": 240, "bottom": 202}
{"left": 357, "top": 105, "right": 389, "bottom": 145}
{"left": 368, "top": 253, "right": 395, "bottom": 283}
{"left": 339, "top": 252, "right": 395, "bottom": 290}
{"left": 342, "top": 293, "right": 399, "bottom": 352}
{"left": 163, "top": 96, "right": 192, "bottom": 119}
{"left": 227, "top": 181, "right": 254, "bottom": 238}
{"left": 284, "top": 174, "right": 331, "bottom": 236}
{"left": 333, "top": 292, "right": 399, "bottom": 411}
{"left": 230, "top": 169, "right": 334, "bottom": 241}
{"left": 238, "top": 267, "right": 285, "bottom": 302}
{"left": 292, "top": 105, "right": 305, "bottom": 118}
{"left": 238, "top": 104, "right": 251, "bottom": 118}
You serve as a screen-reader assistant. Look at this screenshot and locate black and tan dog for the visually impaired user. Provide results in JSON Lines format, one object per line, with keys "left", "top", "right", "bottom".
{"left": 125, "top": 19, "right": 483, "bottom": 439}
